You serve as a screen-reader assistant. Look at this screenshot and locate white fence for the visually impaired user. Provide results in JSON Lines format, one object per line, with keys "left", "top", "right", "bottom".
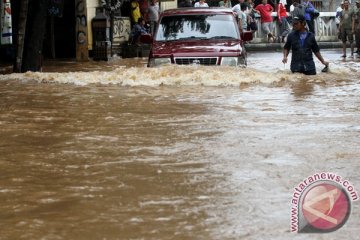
{"left": 252, "top": 12, "right": 338, "bottom": 43}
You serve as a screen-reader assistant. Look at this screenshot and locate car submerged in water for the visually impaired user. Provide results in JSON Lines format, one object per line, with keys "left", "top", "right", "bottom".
{"left": 145, "top": 8, "right": 253, "bottom": 67}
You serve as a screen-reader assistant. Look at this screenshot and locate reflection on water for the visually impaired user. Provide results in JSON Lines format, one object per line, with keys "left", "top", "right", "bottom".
{"left": 0, "top": 50, "right": 359, "bottom": 239}
{"left": 291, "top": 79, "right": 316, "bottom": 98}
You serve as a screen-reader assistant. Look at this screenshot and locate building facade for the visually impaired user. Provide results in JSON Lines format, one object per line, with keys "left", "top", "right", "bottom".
{"left": 0, "top": 0, "right": 352, "bottom": 62}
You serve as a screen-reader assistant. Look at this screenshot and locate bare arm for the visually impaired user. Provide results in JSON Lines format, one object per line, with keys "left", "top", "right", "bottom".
{"left": 282, "top": 48, "right": 289, "bottom": 64}
{"left": 314, "top": 52, "right": 329, "bottom": 67}
{"left": 238, "top": 18, "right": 243, "bottom": 33}
{"left": 277, "top": 4, "right": 281, "bottom": 23}
{"left": 270, "top": 4, "right": 274, "bottom": 13}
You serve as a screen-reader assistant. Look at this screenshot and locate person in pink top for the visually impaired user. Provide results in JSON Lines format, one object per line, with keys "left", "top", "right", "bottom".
{"left": 277, "top": 0, "right": 290, "bottom": 43}
{"left": 255, "top": 0, "right": 274, "bottom": 42}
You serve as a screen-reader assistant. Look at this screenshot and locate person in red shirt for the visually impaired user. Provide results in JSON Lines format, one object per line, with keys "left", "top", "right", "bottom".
{"left": 277, "top": 0, "right": 290, "bottom": 43}
{"left": 255, "top": 0, "right": 274, "bottom": 42}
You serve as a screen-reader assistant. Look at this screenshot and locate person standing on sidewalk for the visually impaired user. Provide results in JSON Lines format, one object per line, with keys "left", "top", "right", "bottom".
{"left": 148, "top": 0, "right": 160, "bottom": 36}
{"left": 277, "top": 0, "right": 290, "bottom": 42}
{"left": 290, "top": 0, "right": 305, "bottom": 25}
{"left": 219, "top": 0, "right": 232, "bottom": 8}
{"left": 255, "top": 0, "right": 274, "bottom": 42}
{"left": 339, "top": 0, "right": 355, "bottom": 58}
{"left": 131, "top": 0, "right": 142, "bottom": 26}
{"left": 336, "top": 2, "right": 344, "bottom": 30}
{"left": 194, "top": 0, "right": 209, "bottom": 7}
{"left": 303, "top": 0, "right": 316, "bottom": 34}
{"left": 245, "top": 0, "right": 259, "bottom": 32}
{"left": 282, "top": 16, "right": 329, "bottom": 75}
{"left": 354, "top": 0, "right": 360, "bottom": 55}
{"left": 232, "top": 1, "right": 247, "bottom": 33}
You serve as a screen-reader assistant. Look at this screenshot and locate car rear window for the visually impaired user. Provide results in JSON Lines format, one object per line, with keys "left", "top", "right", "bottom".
{"left": 155, "top": 14, "right": 239, "bottom": 41}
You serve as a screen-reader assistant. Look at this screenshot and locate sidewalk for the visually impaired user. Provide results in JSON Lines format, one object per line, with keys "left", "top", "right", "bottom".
{"left": 245, "top": 41, "right": 343, "bottom": 51}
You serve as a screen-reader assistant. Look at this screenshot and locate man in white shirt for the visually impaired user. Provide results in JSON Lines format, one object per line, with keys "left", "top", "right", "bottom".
{"left": 232, "top": 0, "right": 246, "bottom": 14}
{"left": 194, "top": 0, "right": 209, "bottom": 7}
{"left": 232, "top": 2, "right": 247, "bottom": 33}
{"left": 148, "top": 0, "right": 160, "bottom": 35}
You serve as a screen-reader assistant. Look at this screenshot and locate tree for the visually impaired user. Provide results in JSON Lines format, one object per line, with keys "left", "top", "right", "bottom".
{"left": 17, "top": 0, "right": 49, "bottom": 72}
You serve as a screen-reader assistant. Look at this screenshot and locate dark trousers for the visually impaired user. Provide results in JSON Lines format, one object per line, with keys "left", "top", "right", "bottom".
{"left": 306, "top": 19, "right": 315, "bottom": 35}
{"left": 355, "top": 26, "right": 360, "bottom": 51}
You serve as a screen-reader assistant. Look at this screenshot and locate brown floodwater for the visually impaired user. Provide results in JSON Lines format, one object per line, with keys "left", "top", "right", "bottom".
{"left": 0, "top": 50, "right": 360, "bottom": 239}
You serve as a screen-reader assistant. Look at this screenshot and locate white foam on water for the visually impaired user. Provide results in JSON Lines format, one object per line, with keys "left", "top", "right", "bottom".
{"left": 1, "top": 61, "right": 358, "bottom": 87}
{"left": 0, "top": 65, "right": 293, "bottom": 86}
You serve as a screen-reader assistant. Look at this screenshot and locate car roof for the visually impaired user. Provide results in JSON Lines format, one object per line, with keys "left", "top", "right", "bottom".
{"left": 161, "top": 7, "right": 235, "bottom": 16}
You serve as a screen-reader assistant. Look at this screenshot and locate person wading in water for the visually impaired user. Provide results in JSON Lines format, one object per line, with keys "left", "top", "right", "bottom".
{"left": 282, "top": 16, "right": 329, "bottom": 75}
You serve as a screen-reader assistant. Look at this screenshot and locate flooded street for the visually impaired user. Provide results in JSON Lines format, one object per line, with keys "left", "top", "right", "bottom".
{"left": 0, "top": 50, "right": 360, "bottom": 239}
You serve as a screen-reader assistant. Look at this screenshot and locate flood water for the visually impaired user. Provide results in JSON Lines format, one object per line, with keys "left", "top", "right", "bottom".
{"left": 0, "top": 50, "right": 360, "bottom": 239}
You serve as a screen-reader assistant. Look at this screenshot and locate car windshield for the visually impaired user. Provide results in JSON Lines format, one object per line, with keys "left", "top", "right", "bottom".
{"left": 155, "top": 14, "right": 239, "bottom": 41}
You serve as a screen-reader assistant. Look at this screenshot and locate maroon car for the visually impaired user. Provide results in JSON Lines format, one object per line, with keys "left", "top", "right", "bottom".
{"left": 147, "top": 8, "right": 252, "bottom": 67}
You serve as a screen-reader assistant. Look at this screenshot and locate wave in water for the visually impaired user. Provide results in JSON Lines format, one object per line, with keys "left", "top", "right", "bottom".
{"left": 0, "top": 65, "right": 358, "bottom": 87}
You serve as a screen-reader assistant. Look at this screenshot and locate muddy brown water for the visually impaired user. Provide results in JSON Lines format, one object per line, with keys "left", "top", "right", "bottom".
{"left": 0, "top": 50, "right": 360, "bottom": 239}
